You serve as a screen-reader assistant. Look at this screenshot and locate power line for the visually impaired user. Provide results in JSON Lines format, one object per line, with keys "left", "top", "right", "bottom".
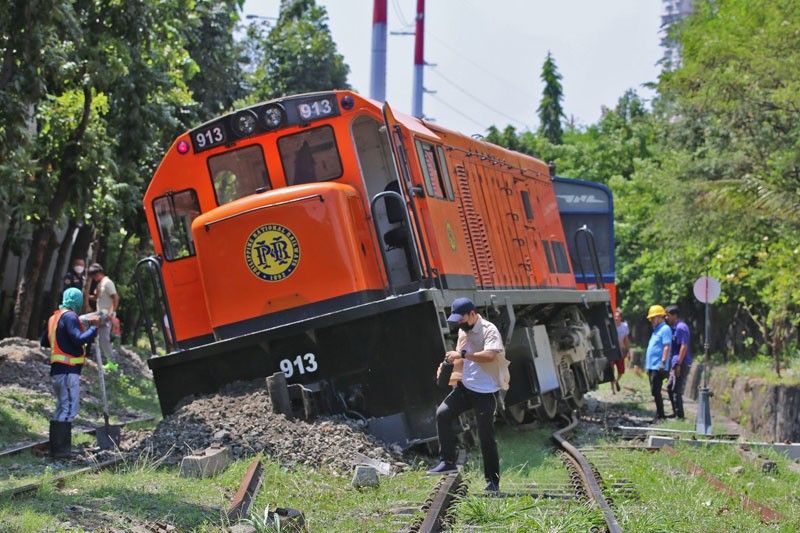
{"left": 427, "top": 33, "right": 532, "bottom": 97}
{"left": 429, "top": 93, "right": 487, "bottom": 130}
{"left": 429, "top": 69, "right": 529, "bottom": 128}
{"left": 390, "top": 0, "right": 415, "bottom": 28}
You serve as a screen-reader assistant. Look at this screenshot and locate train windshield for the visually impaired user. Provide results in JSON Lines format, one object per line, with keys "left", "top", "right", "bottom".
{"left": 208, "top": 145, "right": 271, "bottom": 205}
{"left": 278, "top": 125, "right": 343, "bottom": 185}
{"left": 153, "top": 189, "right": 200, "bottom": 261}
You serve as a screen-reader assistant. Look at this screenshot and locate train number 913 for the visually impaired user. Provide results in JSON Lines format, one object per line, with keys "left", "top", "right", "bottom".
{"left": 279, "top": 353, "right": 318, "bottom": 378}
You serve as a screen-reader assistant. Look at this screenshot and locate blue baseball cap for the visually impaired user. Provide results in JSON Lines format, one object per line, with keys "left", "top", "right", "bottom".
{"left": 447, "top": 297, "right": 475, "bottom": 323}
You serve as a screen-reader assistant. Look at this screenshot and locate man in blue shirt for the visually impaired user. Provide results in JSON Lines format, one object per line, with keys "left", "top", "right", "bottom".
{"left": 645, "top": 304, "right": 672, "bottom": 420}
{"left": 666, "top": 305, "right": 692, "bottom": 419}
{"left": 41, "top": 288, "right": 99, "bottom": 458}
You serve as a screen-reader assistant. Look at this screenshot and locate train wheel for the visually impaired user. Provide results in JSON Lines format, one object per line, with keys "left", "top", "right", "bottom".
{"left": 505, "top": 402, "right": 535, "bottom": 425}
{"left": 567, "top": 388, "right": 585, "bottom": 411}
{"left": 535, "top": 391, "right": 559, "bottom": 420}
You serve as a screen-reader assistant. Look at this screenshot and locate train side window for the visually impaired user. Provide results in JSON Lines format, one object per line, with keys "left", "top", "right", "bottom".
{"left": 278, "top": 125, "right": 343, "bottom": 185}
{"left": 153, "top": 189, "right": 201, "bottom": 261}
{"left": 552, "top": 241, "right": 572, "bottom": 273}
{"left": 542, "top": 240, "right": 556, "bottom": 273}
{"left": 208, "top": 145, "right": 270, "bottom": 205}
{"left": 415, "top": 140, "right": 453, "bottom": 200}
{"left": 521, "top": 190, "right": 534, "bottom": 220}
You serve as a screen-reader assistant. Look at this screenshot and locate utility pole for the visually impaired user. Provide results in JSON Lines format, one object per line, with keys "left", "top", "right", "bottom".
{"left": 412, "top": 0, "right": 425, "bottom": 118}
{"left": 370, "top": 0, "right": 387, "bottom": 101}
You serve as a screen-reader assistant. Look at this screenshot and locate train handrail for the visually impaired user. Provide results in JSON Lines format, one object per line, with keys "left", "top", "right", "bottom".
{"left": 134, "top": 256, "right": 176, "bottom": 355}
{"left": 369, "top": 190, "right": 424, "bottom": 294}
{"left": 572, "top": 225, "right": 605, "bottom": 290}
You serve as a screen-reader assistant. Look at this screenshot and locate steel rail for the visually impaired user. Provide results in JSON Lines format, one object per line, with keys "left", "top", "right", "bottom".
{"left": 662, "top": 445, "right": 784, "bottom": 524}
{"left": 410, "top": 450, "right": 467, "bottom": 533}
{"left": 0, "top": 456, "right": 124, "bottom": 500}
{"left": 553, "top": 413, "right": 623, "bottom": 533}
{"left": 226, "top": 456, "right": 264, "bottom": 522}
{"left": 0, "top": 415, "right": 156, "bottom": 459}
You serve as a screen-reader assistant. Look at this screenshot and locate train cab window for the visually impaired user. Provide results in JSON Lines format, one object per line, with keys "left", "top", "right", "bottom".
{"left": 208, "top": 145, "right": 270, "bottom": 205}
{"left": 153, "top": 189, "right": 200, "bottom": 261}
{"left": 552, "top": 241, "right": 572, "bottom": 273}
{"left": 521, "top": 190, "right": 534, "bottom": 220}
{"left": 278, "top": 125, "right": 343, "bottom": 185}
{"left": 415, "top": 141, "right": 454, "bottom": 200}
{"left": 351, "top": 115, "right": 398, "bottom": 200}
{"left": 542, "top": 240, "right": 557, "bottom": 273}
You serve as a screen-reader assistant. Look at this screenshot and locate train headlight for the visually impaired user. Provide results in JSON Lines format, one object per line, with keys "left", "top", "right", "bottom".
{"left": 262, "top": 104, "right": 285, "bottom": 130}
{"left": 340, "top": 95, "right": 355, "bottom": 110}
{"left": 231, "top": 110, "right": 258, "bottom": 137}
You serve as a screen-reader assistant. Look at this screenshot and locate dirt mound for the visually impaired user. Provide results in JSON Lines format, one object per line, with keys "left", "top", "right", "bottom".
{"left": 131, "top": 380, "right": 405, "bottom": 474}
{"left": 0, "top": 337, "right": 53, "bottom": 393}
{"left": 0, "top": 337, "right": 152, "bottom": 391}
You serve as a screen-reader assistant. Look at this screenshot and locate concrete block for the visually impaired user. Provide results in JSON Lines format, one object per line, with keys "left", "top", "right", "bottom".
{"left": 648, "top": 435, "right": 800, "bottom": 460}
{"left": 228, "top": 524, "right": 256, "bottom": 533}
{"left": 180, "top": 444, "right": 232, "bottom": 478}
{"left": 351, "top": 465, "right": 380, "bottom": 488}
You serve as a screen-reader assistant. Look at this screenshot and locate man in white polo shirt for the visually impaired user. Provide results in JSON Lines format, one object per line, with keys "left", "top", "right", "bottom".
{"left": 427, "top": 297, "right": 510, "bottom": 493}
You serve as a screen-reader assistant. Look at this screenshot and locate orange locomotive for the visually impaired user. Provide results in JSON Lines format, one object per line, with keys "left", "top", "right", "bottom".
{"left": 138, "top": 90, "right": 621, "bottom": 445}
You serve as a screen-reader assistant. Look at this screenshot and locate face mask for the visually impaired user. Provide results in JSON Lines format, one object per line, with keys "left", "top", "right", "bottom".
{"left": 74, "top": 266, "right": 85, "bottom": 274}
{"left": 459, "top": 321, "right": 474, "bottom": 332}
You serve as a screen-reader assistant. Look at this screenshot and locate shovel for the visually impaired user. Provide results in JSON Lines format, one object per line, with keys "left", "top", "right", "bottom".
{"left": 93, "top": 336, "right": 121, "bottom": 450}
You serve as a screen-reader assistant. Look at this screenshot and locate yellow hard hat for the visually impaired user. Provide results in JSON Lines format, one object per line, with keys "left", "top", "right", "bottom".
{"left": 646, "top": 305, "right": 666, "bottom": 319}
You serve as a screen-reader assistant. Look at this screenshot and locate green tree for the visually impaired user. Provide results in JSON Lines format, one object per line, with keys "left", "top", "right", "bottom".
{"left": 244, "top": 0, "right": 349, "bottom": 102}
{"left": 537, "top": 52, "right": 565, "bottom": 145}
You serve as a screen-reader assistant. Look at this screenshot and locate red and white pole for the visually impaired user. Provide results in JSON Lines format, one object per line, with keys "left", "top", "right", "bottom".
{"left": 412, "top": 0, "right": 425, "bottom": 118}
{"left": 370, "top": 0, "right": 387, "bottom": 101}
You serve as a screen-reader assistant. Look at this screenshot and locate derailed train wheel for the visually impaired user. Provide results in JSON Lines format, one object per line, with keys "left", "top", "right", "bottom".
{"left": 505, "top": 402, "right": 535, "bottom": 425}
{"left": 535, "top": 390, "right": 559, "bottom": 420}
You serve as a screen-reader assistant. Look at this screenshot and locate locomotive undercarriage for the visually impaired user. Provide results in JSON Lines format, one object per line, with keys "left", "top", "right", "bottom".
{"left": 474, "top": 302, "right": 617, "bottom": 425}
{"left": 144, "top": 280, "right": 619, "bottom": 448}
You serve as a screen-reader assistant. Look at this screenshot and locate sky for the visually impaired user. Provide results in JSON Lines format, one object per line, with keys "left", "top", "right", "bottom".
{"left": 243, "top": 0, "right": 665, "bottom": 136}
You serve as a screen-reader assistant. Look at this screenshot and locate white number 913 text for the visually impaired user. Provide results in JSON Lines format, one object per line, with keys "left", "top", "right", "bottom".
{"left": 279, "top": 353, "right": 318, "bottom": 378}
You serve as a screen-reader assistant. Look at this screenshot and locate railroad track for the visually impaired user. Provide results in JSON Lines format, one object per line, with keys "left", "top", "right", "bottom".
{"left": 553, "top": 413, "right": 622, "bottom": 533}
{"left": 410, "top": 413, "right": 624, "bottom": 532}
{"left": 0, "top": 415, "right": 155, "bottom": 459}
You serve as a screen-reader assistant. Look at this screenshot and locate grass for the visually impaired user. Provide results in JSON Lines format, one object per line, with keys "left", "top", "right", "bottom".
{"left": 0, "top": 366, "right": 159, "bottom": 450}
{"left": 246, "top": 459, "right": 432, "bottom": 532}
{"left": 597, "top": 442, "right": 800, "bottom": 532}
{"left": 451, "top": 425, "right": 606, "bottom": 531}
{"left": 713, "top": 356, "right": 800, "bottom": 385}
{"left": 0, "top": 388, "right": 55, "bottom": 447}
{"left": 0, "top": 453, "right": 249, "bottom": 531}
{"left": 0, "top": 450, "right": 434, "bottom": 531}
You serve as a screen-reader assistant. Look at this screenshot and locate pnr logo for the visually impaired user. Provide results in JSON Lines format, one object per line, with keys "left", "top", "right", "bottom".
{"left": 557, "top": 194, "right": 605, "bottom": 204}
{"left": 245, "top": 224, "right": 300, "bottom": 281}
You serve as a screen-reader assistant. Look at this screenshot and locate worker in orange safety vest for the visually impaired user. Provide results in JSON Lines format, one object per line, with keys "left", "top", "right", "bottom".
{"left": 40, "top": 287, "right": 100, "bottom": 458}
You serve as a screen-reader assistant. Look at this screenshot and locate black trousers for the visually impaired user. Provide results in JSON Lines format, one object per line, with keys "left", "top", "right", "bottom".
{"left": 648, "top": 369, "right": 668, "bottom": 418}
{"left": 667, "top": 364, "right": 690, "bottom": 419}
{"left": 436, "top": 382, "right": 500, "bottom": 484}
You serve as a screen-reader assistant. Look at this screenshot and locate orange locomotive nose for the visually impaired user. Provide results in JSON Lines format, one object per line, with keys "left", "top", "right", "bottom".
{"left": 191, "top": 182, "right": 385, "bottom": 340}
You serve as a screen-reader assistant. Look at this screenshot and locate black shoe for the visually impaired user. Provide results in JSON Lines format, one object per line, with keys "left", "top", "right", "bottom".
{"left": 666, "top": 414, "right": 677, "bottom": 419}
{"left": 484, "top": 481, "right": 500, "bottom": 494}
{"left": 49, "top": 420, "right": 73, "bottom": 459}
{"left": 426, "top": 461, "right": 457, "bottom": 475}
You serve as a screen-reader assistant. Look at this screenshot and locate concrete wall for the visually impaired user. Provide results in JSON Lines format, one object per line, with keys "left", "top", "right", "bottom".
{"left": 687, "top": 364, "right": 800, "bottom": 442}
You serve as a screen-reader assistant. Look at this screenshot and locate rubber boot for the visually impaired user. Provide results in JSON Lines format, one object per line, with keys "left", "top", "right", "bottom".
{"left": 49, "top": 420, "right": 73, "bottom": 459}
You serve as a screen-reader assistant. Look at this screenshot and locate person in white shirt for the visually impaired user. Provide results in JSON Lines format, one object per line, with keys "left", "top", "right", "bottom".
{"left": 86, "top": 263, "right": 119, "bottom": 369}
{"left": 427, "top": 297, "right": 510, "bottom": 494}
